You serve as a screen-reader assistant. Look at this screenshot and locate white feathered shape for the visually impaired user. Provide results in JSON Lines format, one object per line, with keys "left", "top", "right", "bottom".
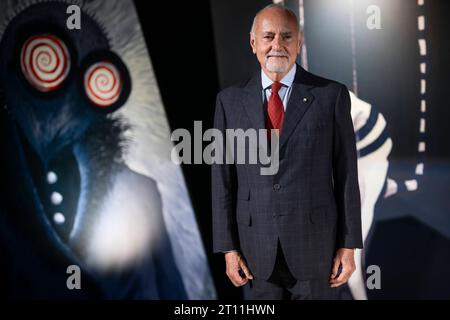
{"left": 348, "top": 91, "right": 392, "bottom": 300}
{"left": 84, "top": 0, "right": 216, "bottom": 300}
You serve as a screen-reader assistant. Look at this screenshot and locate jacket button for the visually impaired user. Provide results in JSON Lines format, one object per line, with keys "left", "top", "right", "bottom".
{"left": 273, "top": 183, "right": 281, "bottom": 190}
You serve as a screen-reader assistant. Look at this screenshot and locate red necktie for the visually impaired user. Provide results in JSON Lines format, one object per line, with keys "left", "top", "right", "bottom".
{"left": 266, "top": 82, "right": 284, "bottom": 137}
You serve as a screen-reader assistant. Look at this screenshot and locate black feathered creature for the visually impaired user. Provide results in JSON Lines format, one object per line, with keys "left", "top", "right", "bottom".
{"left": 0, "top": 1, "right": 186, "bottom": 299}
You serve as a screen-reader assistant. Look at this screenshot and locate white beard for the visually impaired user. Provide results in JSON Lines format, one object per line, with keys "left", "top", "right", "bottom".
{"left": 265, "top": 57, "right": 289, "bottom": 73}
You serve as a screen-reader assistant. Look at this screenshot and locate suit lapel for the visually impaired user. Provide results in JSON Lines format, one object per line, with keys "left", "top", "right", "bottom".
{"left": 243, "top": 74, "right": 265, "bottom": 131}
{"left": 279, "top": 66, "right": 315, "bottom": 150}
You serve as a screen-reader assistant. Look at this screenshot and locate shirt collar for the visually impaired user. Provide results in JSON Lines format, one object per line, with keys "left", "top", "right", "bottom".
{"left": 261, "top": 63, "right": 297, "bottom": 90}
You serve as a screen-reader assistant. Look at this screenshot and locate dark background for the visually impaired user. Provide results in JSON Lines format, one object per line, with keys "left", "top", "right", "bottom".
{"left": 134, "top": 0, "right": 232, "bottom": 299}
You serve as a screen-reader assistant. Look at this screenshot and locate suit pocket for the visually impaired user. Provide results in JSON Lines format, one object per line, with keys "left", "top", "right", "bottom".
{"left": 299, "top": 120, "right": 329, "bottom": 133}
{"left": 309, "top": 205, "right": 328, "bottom": 224}
{"left": 297, "top": 135, "right": 313, "bottom": 149}
{"left": 237, "top": 188, "right": 250, "bottom": 201}
{"left": 297, "top": 120, "right": 330, "bottom": 148}
{"left": 236, "top": 189, "right": 251, "bottom": 226}
{"left": 309, "top": 204, "right": 337, "bottom": 225}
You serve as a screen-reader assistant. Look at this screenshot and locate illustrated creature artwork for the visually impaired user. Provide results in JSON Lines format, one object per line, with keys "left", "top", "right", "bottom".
{"left": 0, "top": 0, "right": 215, "bottom": 299}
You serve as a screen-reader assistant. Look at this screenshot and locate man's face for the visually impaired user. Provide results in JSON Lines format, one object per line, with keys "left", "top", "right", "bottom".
{"left": 250, "top": 8, "right": 302, "bottom": 78}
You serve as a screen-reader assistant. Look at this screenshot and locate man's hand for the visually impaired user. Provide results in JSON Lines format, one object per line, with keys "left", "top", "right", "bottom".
{"left": 225, "top": 251, "right": 253, "bottom": 287}
{"left": 329, "top": 248, "right": 356, "bottom": 288}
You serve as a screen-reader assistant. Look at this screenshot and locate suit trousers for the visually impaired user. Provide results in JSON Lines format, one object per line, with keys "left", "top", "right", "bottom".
{"left": 243, "top": 240, "right": 338, "bottom": 300}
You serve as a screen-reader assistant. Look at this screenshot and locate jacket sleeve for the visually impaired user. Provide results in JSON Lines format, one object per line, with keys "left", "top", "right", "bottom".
{"left": 211, "top": 93, "right": 239, "bottom": 253}
{"left": 332, "top": 85, "right": 363, "bottom": 249}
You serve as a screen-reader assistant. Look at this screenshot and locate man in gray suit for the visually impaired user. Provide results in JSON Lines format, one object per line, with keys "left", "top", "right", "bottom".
{"left": 212, "top": 4, "right": 363, "bottom": 299}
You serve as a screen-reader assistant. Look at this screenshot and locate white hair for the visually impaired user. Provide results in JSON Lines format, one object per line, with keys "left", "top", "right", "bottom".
{"left": 250, "top": 3, "right": 301, "bottom": 35}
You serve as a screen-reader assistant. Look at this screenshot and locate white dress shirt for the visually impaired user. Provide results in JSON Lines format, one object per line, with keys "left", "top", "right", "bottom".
{"left": 261, "top": 63, "right": 297, "bottom": 111}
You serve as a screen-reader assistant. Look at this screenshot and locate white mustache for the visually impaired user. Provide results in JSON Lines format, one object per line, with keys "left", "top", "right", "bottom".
{"left": 266, "top": 52, "right": 289, "bottom": 58}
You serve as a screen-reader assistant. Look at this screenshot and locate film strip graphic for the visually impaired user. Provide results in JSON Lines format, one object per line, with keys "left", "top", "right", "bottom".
{"left": 404, "top": 0, "right": 428, "bottom": 192}
{"left": 392, "top": 0, "right": 429, "bottom": 193}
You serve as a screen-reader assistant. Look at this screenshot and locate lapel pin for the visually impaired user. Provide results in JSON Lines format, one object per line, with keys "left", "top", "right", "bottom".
{"left": 302, "top": 97, "right": 308, "bottom": 103}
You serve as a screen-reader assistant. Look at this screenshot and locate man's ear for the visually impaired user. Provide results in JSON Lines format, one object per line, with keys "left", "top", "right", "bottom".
{"left": 250, "top": 33, "right": 256, "bottom": 54}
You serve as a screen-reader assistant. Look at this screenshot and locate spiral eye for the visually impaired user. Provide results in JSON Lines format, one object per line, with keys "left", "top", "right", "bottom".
{"left": 80, "top": 51, "right": 130, "bottom": 112}
{"left": 20, "top": 34, "right": 70, "bottom": 92}
{"left": 84, "top": 61, "right": 122, "bottom": 108}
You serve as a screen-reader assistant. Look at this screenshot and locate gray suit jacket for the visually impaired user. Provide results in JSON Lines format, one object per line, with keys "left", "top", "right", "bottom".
{"left": 212, "top": 65, "right": 363, "bottom": 280}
